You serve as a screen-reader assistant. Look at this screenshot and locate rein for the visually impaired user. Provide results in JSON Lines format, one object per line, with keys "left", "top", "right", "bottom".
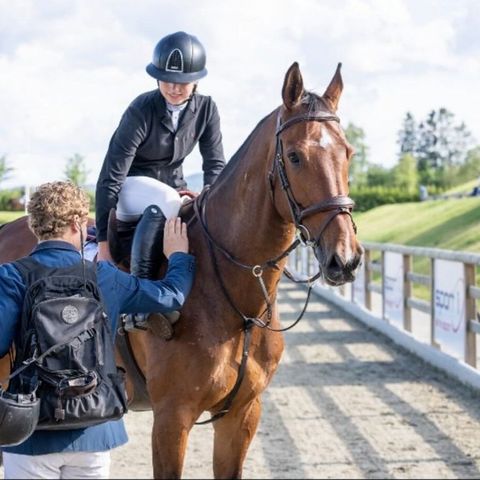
{"left": 194, "top": 108, "right": 353, "bottom": 424}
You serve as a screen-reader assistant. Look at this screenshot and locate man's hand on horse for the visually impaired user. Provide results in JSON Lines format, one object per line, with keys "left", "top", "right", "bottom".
{"left": 164, "top": 218, "right": 189, "bottom": 258}
{"left": 97, "top": 241, "right": 114, "bottom": 263}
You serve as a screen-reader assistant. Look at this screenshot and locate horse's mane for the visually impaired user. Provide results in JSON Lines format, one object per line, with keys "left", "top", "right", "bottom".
{"left": 211, "top": 113, "right": 272, "bottom": 191}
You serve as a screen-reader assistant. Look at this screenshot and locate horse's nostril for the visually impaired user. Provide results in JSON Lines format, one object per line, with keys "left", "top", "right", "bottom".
{"left": 327, "top": 254, "right": 343, "bottom": 272}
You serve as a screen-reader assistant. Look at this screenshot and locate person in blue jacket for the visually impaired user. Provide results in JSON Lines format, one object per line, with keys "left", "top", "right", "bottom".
{"left": 0, "top": 180, "right": 195, "bottom": 479}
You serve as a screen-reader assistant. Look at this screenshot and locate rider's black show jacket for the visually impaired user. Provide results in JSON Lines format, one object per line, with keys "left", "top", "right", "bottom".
{"left": 95, "top": 89, "right": 226, "bottom": 241}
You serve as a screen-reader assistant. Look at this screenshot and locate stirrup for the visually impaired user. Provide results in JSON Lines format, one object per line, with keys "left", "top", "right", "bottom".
{"left": 121, "top": 313, "right": 149, "bottom": 333}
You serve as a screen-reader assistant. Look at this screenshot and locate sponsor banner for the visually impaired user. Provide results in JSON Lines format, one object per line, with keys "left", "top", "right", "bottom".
{"left": 434, "top": 260, "right": 465, "bottom": 359}
{"left": 353, "top": 259, "right": 366, "bottom": 307}
{"left": 384, "top": 252, "right": 404, "bottom": 329}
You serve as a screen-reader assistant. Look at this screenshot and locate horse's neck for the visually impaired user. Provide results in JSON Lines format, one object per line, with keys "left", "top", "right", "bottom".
{"left": 205, "top": 113, "right": 295, "bottom": 273}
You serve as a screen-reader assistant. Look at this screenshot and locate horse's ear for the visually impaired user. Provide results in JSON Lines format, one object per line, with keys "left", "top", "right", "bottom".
{"left": 322, "top": 62, "right": 343, "bottom": 112}
{"left": 282, "top": 62, "right": 304, "bottom": 110}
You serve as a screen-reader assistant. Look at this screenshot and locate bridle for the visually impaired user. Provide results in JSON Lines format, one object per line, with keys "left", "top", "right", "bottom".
{"left": 193, "top": 107, "right": 357, "bottom": 424}
{"left": 193, "top": 107, "right": 358, "bottom": 325}
{"left": 268, "top": 109, "right": 357, "bottom": 246}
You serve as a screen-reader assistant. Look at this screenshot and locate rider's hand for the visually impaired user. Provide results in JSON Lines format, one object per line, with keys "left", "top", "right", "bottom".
{"left": 178, "top": 189, "right": 199, "bottom": 199}
{"left": 163, "top": 218, "right": 189, "bottom": 258}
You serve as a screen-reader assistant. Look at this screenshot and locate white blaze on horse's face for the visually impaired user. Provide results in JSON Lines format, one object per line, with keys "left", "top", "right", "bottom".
{"left": 304, "top": 130, "right": 333, "bottom": 150}
{"left": 319, "top": 130, "right": 333, "bottom": 149}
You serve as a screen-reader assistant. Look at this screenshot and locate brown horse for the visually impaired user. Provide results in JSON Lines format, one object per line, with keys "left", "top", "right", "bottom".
{"left": 0, "top": 62, "right": 362, "bottom": 478}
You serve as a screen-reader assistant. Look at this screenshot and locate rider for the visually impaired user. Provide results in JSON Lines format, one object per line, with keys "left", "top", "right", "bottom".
{"left": 95, "top": 32, "right": 225, "bottom": 337}
{"left": 0, "top": 181, "right": 195, "bottom": 479}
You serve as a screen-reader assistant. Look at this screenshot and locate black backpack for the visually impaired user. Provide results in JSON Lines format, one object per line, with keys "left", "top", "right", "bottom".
{"left": 8, "top": 256, "right": 128, "bottom": 431}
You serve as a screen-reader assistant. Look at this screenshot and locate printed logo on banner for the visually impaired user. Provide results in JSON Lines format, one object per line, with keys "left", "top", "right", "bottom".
{"left": 434, "top": 259, "right": 465, "bottom": 360}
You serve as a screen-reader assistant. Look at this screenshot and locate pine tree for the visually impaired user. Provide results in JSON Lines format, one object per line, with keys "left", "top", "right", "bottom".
{"left": 415, "top": 108, "right": 473, "bottom": 188}
{"left": 397, "top": 112, "right": 417, "bottom": 157}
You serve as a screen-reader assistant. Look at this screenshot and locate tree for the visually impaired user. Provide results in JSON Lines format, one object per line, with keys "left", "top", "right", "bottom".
{"left": 0, "top": 155, "right": 14, "bottom": 186}
{"left": 344, "top": 122, "right": 369, "bottom": 187}
{"left": 64, "top": 154, "right": 89, "bottom": 187}
{"left": 392, "top": 153, "right": 419, "bottom": 194}
{"left": 366, "top": 164, "right": 391, "bottom": 187}
{"left": 415, "top": 108, "right": 473, "bottom": 188}
{"left": 397, "top": 112, "right": 417, "bottom": 158}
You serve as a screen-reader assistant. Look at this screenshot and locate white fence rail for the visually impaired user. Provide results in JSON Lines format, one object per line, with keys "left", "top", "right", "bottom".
{"left": 288, "top": 242, "right": 480, "bottom": 389}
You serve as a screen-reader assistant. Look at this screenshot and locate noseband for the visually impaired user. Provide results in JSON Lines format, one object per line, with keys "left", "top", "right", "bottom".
{"left": 269, "top": 110, "right": 357, "bottom": 246}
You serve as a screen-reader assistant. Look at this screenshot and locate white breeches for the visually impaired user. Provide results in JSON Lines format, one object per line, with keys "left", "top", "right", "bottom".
{"left": 116, "top": 176, "right": 182, "bottom": 222}
{"left": 3, "top": 451, "right": 111, "bottom": 479}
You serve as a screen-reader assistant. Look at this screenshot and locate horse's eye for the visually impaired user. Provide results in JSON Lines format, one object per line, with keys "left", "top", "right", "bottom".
{"left": 287, "top": 152, "right": 300, "bottom": 164}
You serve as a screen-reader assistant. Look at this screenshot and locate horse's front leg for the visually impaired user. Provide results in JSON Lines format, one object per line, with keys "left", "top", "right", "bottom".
{"left": 212, "top": 396, "right": 262, "bottom": 479}
{"left": 151, "top": 402, "right": 196, "bottom": 479}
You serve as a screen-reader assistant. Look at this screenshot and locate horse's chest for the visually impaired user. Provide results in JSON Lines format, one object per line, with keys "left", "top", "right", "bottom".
{"left": 210, "top": 331, "right": 284, "bottom": 396}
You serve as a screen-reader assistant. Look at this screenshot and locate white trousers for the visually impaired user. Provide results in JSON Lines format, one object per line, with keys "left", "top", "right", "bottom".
{"left": 116, "top": 176, "right": 183, "bottom": 222}
{"left": 3, "top": 451, "right": 111, "bottom": 479}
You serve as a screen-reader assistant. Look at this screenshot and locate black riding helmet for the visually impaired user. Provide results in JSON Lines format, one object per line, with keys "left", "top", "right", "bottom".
{"left": 146, "top": 31, "right": 207, "bottom": 84}
{"left": 0, "top": 388, "right": 40, "bottom": 447}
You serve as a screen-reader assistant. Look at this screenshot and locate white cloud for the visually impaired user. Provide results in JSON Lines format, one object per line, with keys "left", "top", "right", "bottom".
{"left": 0, "top": 0, "right": 479, "bottom": 189}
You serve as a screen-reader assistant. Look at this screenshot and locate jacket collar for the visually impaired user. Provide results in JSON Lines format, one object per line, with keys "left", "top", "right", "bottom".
{"left": 156, "top": 91, "right": 197, "bottom": 133}
{"left": 33, "top": 240, "right": 80, "bottom": 255}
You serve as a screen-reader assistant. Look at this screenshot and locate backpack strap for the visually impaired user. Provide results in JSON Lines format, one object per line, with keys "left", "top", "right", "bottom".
{"left": 12, "top": 256, "right": 48, "bottom": 287}
{"left": 1, "top": 327, "right": 97, "bottom": 385}
{"left": 13, "top": 256, "right": 99, "bottom": 292}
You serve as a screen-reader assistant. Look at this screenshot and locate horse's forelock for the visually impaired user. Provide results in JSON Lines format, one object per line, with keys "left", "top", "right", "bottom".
{"left": 301, "top": 91, "right": 332, "bottom": 116}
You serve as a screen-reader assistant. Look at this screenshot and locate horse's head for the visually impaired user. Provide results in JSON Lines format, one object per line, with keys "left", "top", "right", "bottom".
{"left": 270, "top": 62, "right": 363, "bottom": 286}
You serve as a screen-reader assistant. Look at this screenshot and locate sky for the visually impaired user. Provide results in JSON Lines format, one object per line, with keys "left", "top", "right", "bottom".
{"left": 1, "top": 0, "right": 479, "bottom": 189}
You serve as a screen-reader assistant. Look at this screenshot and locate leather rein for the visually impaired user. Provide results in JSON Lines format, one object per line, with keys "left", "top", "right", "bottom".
{"left": 193, "top": 109, "right": 356, "bottom": 425}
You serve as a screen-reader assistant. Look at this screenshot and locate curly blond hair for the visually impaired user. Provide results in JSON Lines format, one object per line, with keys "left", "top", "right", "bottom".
{"left": 28, "top": 181, "right": 90, "bottom": 240}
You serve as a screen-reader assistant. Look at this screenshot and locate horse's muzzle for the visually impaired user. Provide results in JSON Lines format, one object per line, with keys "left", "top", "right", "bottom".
{"left": 315, "top": 245, "right": 364, "bottom": 286}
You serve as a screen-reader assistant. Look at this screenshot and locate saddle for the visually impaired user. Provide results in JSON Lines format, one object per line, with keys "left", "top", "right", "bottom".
{"left": 107, "top": 195, "right": 197, "bottom": 270}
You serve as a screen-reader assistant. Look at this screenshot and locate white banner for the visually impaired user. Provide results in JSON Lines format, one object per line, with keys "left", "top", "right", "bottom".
{"left": 384, "top": 252, "right": 404, "bottom": 329}
{"left": 353, "top": 260, "right": 366, "bottom": 307}
{"left": 434, "top": 260, "right": 465, "bottom": 359}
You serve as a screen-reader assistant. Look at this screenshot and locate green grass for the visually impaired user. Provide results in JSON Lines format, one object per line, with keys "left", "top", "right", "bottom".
{"left": 0, "top": 211, "right": 96, "bottom": 225}
{"left": 0, "top": 211, "right": 25, "bottom": 224}
{"left": 354, "top": 196, "right": 480, "bottom": 253}
{"left": 444, "top": 178, "right": 478, "bottom": 195}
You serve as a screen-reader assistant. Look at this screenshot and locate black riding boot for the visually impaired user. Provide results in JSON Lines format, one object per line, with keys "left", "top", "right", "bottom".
{"left": 131, "top": 205, "right": 165, "bottom": 278}
{"left": 130, "top": 205, "right": 180, "bottom": 340}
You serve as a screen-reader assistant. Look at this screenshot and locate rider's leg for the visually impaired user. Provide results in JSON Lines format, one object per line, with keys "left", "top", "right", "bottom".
{"left": 130, "top": 205, "right": 181, "bottom": 340}
{"left": 117, "top": 176, "right": 182, "bottom": 224}
{"left": 130, "top": 205, "right": 166, "bottom": 279}
{"left": 118, "top": 177, "right": 183, "bottom": 340}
